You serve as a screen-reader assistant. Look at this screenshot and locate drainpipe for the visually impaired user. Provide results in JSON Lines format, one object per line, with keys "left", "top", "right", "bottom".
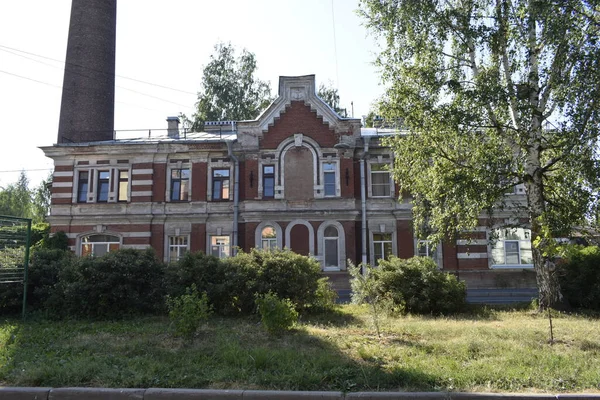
{"left": 360, "top": 137, "right": 371, "bottom": 266}
{"left": 226, "top": 140, "right": 239, "bottom": 255}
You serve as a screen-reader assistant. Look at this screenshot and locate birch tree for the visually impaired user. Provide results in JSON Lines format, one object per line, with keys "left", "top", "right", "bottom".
{"left": 360, "top": 0, "right": 600, "bottom": 308}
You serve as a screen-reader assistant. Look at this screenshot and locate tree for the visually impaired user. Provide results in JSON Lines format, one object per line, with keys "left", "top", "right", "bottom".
{"left": 0, "top": 171, "right": 33, "bottom": 219}
{"left": 360, "top": 0, "right": 600, "bottom": 309}
{"left": 192, "top": 42, "right": 273, "bottom": 131}
{"left": 32, "top": 175, "right": 51, "bottom": 224}
{"left": 317, "top": 81, "right": 347, "bottom": 117}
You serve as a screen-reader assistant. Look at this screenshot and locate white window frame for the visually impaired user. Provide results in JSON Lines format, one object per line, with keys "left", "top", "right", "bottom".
{"left": 372, "top": 232, "right": 393, "bottom": 265}
{"left": 207, "top": 160, "right": 232, "bottom": 201}
{"left": 317, "top": 221, "right": 346, "bottom": 271}
{"left": 79, "top": 234, "right": 121, "bottom": 257}
{"left": 415, "top": 239, "right": 443, "bottom": 268}
{"left": 489, "top": 228, "right": 534, "bottom": 269}
{"left": 209, "top": 235, "right": 231, "bottom": 259}
{"left": 322, "top": 162, "right": 338, "bottom": 197}
{"left": 74, "top": 166, "right": 131, "bottom": 204}
{"left": 166, "top": 160, "right": 191, "bottom": 202}
{"left": 368, "top": 162, "right": 394, "bottom": 198}
{"left": 168, "top": 235, "right": 189, "bottom": 262}
{"left": 255, "top": 221, "right": 283, "bottom": 250}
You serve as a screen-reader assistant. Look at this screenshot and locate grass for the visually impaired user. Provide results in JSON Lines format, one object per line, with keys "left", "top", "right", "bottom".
{"left": 0, "top": 305, "right": 599, "bottom": 392}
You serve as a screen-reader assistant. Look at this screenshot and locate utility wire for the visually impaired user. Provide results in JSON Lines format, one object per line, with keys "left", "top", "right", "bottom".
{"left": 0, "top": 43, "right": 198, "bottom": 95}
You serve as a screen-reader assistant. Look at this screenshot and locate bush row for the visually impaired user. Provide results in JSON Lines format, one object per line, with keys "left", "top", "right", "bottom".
{"left": 0, "top": 247, "right": 336, "bottom": 319}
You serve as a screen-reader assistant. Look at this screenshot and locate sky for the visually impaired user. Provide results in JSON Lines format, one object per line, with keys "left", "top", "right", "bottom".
{"left": 0, "top": 0, "right": 384, "bottom": 188}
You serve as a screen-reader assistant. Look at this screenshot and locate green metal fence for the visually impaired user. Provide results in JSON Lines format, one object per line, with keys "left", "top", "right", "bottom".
{"left": 0, "top": 215, "right": 32, "bottom": 319}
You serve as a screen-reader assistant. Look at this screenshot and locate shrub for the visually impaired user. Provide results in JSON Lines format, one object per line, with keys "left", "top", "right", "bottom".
{"left": 166, "top": 284, "right": 212, "bottom": 340}
{"left": 0, "top": 247, "right": 74, "bottom": 315}
{"left": 165, "top": 251, "right": 255, "bottom": 315}
{"left": 57, "top": 248, "right": 165, "bottom": 319}
{"left": 358, "top": 256, "right": 466, "bottom": 315}
{"left": 559, "top": 246, "right": 600, "bottom": 310}
{"left": 312, "top": 277, "right": 337, "bottom": 312}
{"left": 229, "top": 248, "right": 325, "bottom": 312}
{"left": 255, "top": 292, "right": 298, "bottom": 335}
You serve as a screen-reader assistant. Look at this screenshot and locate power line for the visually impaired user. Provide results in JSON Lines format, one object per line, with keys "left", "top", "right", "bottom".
{"left": 0, "top": 43, "right": 198, "bottom": 95}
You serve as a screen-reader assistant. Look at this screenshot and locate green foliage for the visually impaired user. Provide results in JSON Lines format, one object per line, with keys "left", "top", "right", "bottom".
{"left": 231, "top": 248, "right": 324, "bottom": 312}
{"left": 56, "top": 248, "right": 166, "bottom": 319}
{"left": 317, "top": 81, "right": 346, "bottom": 117}
{"left": 166, "top": 284, "right": 212, "bottom": 340}
{"left": 352, "top": 257, "right": 466, "bottom": 315}
{"left": 313, "top": 277, "right": 337, "bottom": 312}
{"left": 0, "top": 172, "right": 50, "bottom": 223}
{"left": 375, "top": 257, "right": 466, "bottom": 315}
{"left": 0, "top": 247, "right": 75, "bottom": 315}
{"left": 360, "top": 0, "right": 600, "bottom": 308}
{"left": 165, "top": 251, "right": 255, "bottom": 315}
{"left": 192, "top": 42, "right": 272, "bottom": 130}
{"left": 255, "top": 292, "right": 298, "bottom": 335}
{"left": 559, "top": 246, "right": 600, "bottom": 310}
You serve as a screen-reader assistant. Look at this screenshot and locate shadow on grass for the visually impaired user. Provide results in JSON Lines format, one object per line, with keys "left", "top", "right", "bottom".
{"left": 0, "top": 314, "right": 439, "bottom": 392}
{"left": 300, "top": 306, "right": 362, "bottom": 327}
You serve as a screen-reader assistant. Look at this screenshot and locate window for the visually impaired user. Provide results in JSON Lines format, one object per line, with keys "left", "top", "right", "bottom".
{"left": 210, "top": 235, "right": 230, "bottom": 258}
{"left": 117, "top": 170, "right": 129, "bottom": 202}
{"left": 323, "top": 163, "right": 336, "bottom": 196}
{"left": 490, "top": 228, "right": 533, "bottom": 267}
{"left": 77, "top": 171, "right": 89, "bottom": 203}
{"left": 168, "top": 235, "right": 188, "bottom": 262}
{"left": 417, "top": 239, "right": 437, "bottom": 260}
{"left": 263, "top": 165, "right": 275, "bottom": 198}
{"left": 261, "top": 226, "right": 277, "bottom": 250}
{"left": 80, "top": 234, "right": 120, "bottom": 257}
{"left": 96, "top": 171, "right": 110, "bottom": 202}
{"left": 371, "top": 163, "right": 391, "bottom": 197}
{"left": 373, "top": 233, "right": 392, "bottom": 264}
{"left": 212, "top": 169, "right": 230, "bottom": 200}
{"left": 323, "top": 226, "right": 339, "bottom": 268}
{"left": 170, "top": 168, "right": 190, "bottom": 201}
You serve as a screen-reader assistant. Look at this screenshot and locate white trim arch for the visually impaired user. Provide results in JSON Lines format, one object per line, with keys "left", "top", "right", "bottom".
{"left": 255, "top": 221, "right": 283, "bottom": 250}
{"left": 278, "top": 135, "right": 320, "bottom": 199}
{"left": 76, "top": 231, "right": 122, "bottom": 257}
{"left": 284, "top": 219, "right": 315, "bottom": 256}
{"left": 317, "top": 220, "right": 346, "bottom": 271}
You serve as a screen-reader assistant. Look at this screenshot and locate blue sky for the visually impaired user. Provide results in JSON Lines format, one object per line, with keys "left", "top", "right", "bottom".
{"left": 0, "top": 0, "right": 383, "bottom": 187}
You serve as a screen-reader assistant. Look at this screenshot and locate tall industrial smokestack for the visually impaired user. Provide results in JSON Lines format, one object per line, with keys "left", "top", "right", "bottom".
{"left": 57, "top": 0, "right": 117, "bottom": 144}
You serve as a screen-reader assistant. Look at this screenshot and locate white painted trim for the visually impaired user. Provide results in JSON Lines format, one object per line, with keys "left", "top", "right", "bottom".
{"left": 53, "top": 171, "right": 74, "bottom": 177}
{"left": 131, "top": 180, "right": 153, "bottom": 186}
{"left": 490, "top": 264, "right": 534, "bottom": 269}
{"left": 51, "top": 193, "right": 72, "bottom": 199}
{"left": 316, "top": 220, "right": 346, "bottom": 271}
{"left": 123, "top": 244, "right": 151, "bottom": 250}
{"left": 284, "top": 219, "right": 315, "bottom": 256}
{"left": 52, "top": 182, "right": 73, "bottom": 188}
{"left": 278, "top": 136, "right": 319, "bottom": 199}
{"left": 131, "top": 191, "right": 153, "bottom": 197}
{"left": 131, "top": 169, "right": 153, "bottom": 175}
{"left": 456, "top": 239, "right": 488, "bottom": 245}
{"left": 255, "top": 221, "right": 283, "bottom": 249}
{"left": 457, "top": 252, "right": 488, "bottom": 259}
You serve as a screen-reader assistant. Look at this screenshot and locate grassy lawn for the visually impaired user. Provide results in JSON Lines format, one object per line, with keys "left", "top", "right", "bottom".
{"left": 0, "top": 305, "right": 599, "bottom": 392}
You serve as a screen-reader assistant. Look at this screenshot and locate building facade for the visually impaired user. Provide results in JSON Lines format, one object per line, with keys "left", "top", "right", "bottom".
{"left": 41, "top": 75, "right": 537, "bottom": 289}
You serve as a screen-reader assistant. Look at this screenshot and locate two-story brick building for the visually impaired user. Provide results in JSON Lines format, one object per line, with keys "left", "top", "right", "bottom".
{"left": 42, "top": 74, "right": 537, "bottom": 292}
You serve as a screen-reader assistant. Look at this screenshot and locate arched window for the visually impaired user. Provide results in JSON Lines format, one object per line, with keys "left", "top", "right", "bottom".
{"left": 80, "top": 234, "right": 120, "bottom": 257}
{"left": 261, "top": 226, "right": 277, "bottom": 250}
{"left": 323, "top": 226, "right": 339, "bottom": 268}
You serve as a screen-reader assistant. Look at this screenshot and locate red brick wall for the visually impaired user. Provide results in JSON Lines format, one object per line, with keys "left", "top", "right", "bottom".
{"left": 152, "top": 163, "right": 166, "bottom": 202}
{"left": 190, "top": 223, "right": 206, "bottom": 253}
{"left": 191, "top": 162, "right": 207, "bottom": 201}
{"left": 261, "top": 101, "right": 338, "bottom": 149}
{"left": 442, "top": 242, "right": 458, "bottom": 270}
{"left": 340, "top": 158, "right": 355, "bottom": 198}
{"left": 242, "top": 158, "right": 258, "bottom": 200}
{"left": 150, "top": 224, "right": 165, "bottom": 260}
{"left": 341, "top": 221, "right": 357, "bottom": 262}
{"left": 397, "top": 220, "right": 414, "bottom": 259}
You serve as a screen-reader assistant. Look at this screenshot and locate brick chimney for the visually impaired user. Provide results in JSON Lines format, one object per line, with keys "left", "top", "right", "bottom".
{"left": 57, "top": 0, "right": 117, "bottom": 144}
{"left": 167, "top": 116, "right": 180, "bottom": 139}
